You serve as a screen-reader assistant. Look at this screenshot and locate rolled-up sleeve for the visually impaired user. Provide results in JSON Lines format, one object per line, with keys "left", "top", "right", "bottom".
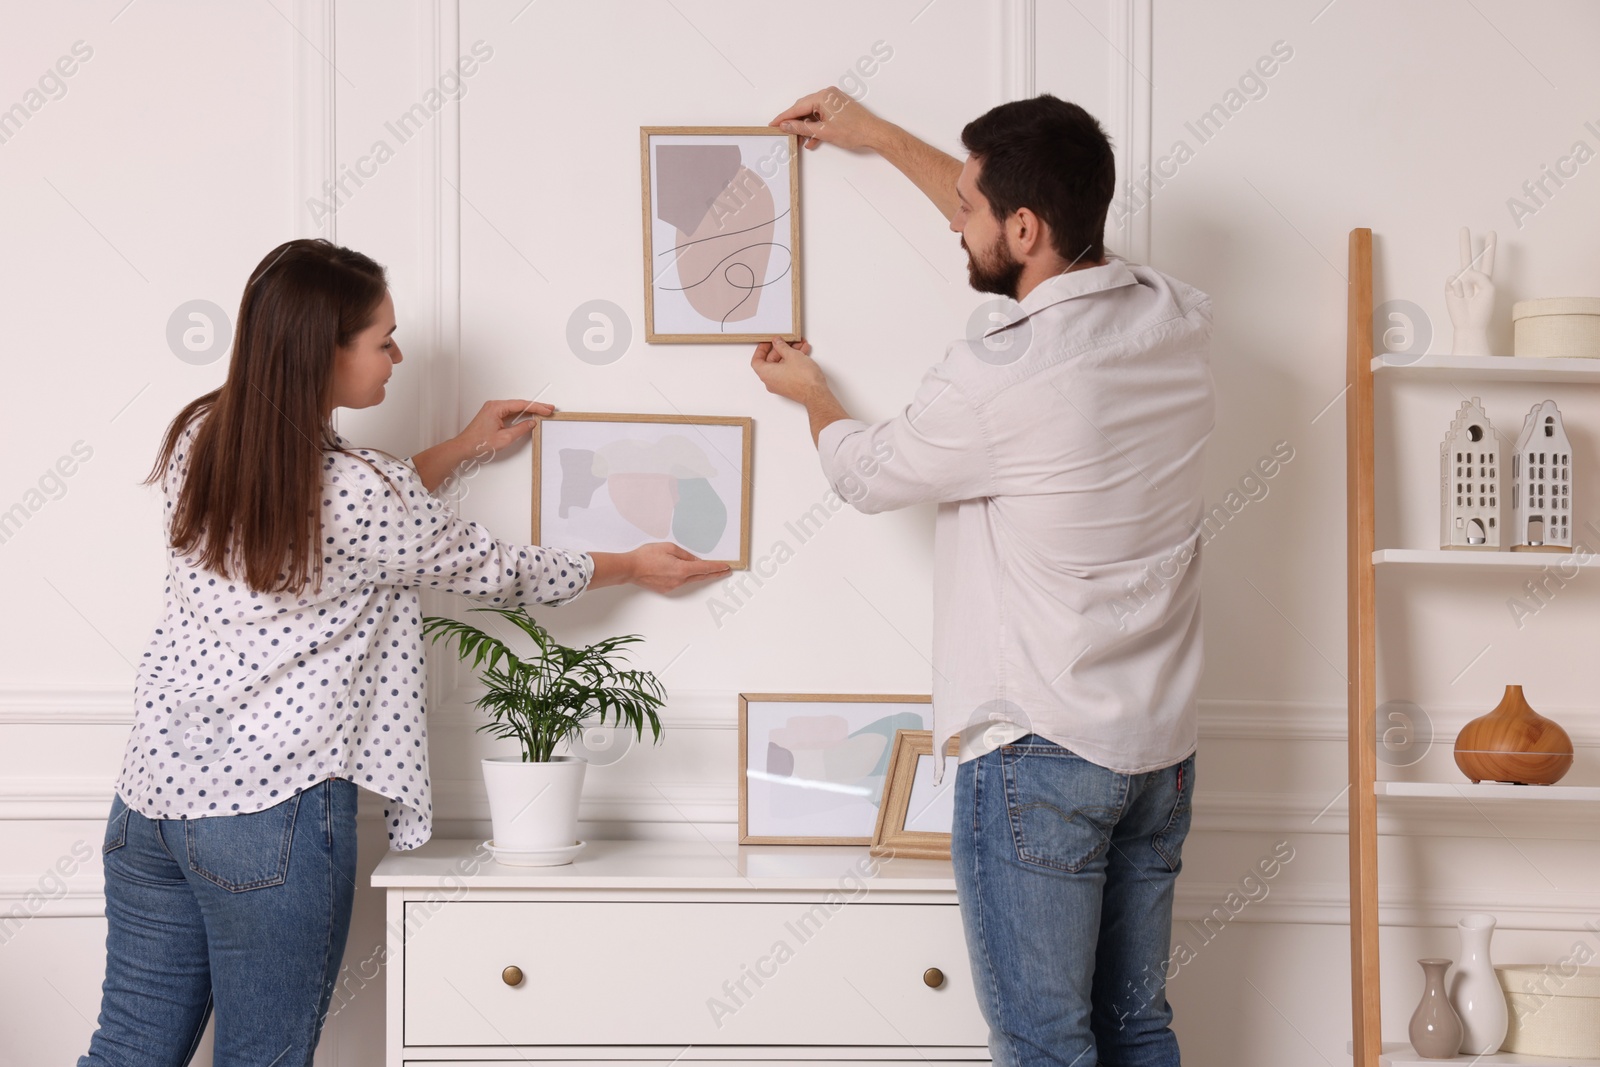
{"left": 817, "top": 359, "right": 996, "bottom": 513}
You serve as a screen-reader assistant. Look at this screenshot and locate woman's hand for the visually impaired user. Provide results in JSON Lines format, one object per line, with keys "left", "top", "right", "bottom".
{"left": 589, "top": 543, "right": 732, "bottom": 593}
{"left": 411, "top": 399, "right": 553, "bottom": 492}
{"left": 456, "top": 398, "right": 553, "bottom": 460}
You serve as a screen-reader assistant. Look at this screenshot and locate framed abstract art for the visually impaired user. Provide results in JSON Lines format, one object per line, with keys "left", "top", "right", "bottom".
{"left": 532, "top": 412, "right": 753, "bottom": 570}
{"left": 870, "top": 729, "right": 961, "bottom": 860}
{"left": 738, "top": 693, "right": 932, "bottom": 844}
{"left": 641, "top": 126, "right": 802, "bottom": 343}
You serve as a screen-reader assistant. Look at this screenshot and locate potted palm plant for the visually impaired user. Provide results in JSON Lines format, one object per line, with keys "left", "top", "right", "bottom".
{"left": 422, "top": 606, "right": 665, "bottom": 865}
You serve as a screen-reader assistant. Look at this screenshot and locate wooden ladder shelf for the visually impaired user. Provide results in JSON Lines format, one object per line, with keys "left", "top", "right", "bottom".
{"left": 1346, "top": 227, "right": 1383, "bottom": 1065}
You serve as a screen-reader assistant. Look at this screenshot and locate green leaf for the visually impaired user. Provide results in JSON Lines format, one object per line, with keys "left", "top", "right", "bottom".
{"left": 421, "top": 606, "right": 668, "bottom": 763}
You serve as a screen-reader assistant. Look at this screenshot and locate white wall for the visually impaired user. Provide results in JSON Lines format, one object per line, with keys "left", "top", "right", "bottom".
{"left": 2, "top": 1, "right": 1598, "bottom": 1064}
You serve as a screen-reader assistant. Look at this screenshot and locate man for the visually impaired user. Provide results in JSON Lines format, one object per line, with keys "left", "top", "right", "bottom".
{"left": 750, "top": 88, "right": 1215, "bottom": 1065}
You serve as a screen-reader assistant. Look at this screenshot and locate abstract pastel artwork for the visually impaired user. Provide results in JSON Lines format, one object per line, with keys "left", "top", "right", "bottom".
{"left": 738, "top": 694, "right": 932, "bottom": 844}
{"left": 641, "top": 127, "right": 802, "bottom": 343}
{"left": 533, "top": 413, "right": 753, "bottom": 569}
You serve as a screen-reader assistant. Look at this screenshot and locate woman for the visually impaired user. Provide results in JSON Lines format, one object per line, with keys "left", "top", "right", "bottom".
{"left": 77, "top": 238, "right": 725, "bottom": 1066}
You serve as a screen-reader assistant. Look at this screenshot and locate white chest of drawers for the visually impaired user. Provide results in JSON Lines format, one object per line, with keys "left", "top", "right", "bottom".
{"left": 370, "top": 838, "right": 993, "bottom": 1066}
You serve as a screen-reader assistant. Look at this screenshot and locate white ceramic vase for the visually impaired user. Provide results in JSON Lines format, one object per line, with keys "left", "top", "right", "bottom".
{"left": 481, "top": 755, "right": 587, "bottom": 851}
{"left": 1450, "top": 912, "right": 1508, "bottom": 1054}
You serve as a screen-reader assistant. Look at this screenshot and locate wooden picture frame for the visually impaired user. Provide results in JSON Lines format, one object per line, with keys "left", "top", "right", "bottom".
{"left": 532, "top": 412, "right": 753, "bottom": 570}
{"left": 641, "top": 126, "right": 802, "bottom": 344}
{"left": 870, "top": 730, "right": 961, "bottom": 860}
{"left": 738, "top": 693, "right": 932, "bottom": 845}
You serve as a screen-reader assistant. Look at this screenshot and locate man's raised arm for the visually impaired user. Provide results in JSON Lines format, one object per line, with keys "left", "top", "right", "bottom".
{"left": 771, "top": 87, "right": 962, "bottom": 222}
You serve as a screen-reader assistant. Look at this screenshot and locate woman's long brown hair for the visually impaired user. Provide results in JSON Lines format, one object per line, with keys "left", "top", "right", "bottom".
{"left": 145, "top": 238, "right": 389, "bottom": 595}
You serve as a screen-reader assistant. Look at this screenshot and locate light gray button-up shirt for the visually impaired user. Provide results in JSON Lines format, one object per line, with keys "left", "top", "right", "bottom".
{"left": 817, "top": 255, "right": 1214, "bottom": 786}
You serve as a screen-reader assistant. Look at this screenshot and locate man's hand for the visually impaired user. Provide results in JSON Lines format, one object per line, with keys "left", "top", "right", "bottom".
{"left": 772, "top": 87, "right": 961, "bottom": 221}
{"left": 750, "top": 337, "right": 824, "bottom": 403}
{"left": 750, "top": 337, "right": 851, "bottom": 446}
{"left": 589, "top": 543, "right": 731, "bottom": 593}
{"left": 771, "top": 87, "right": 889, "bottom": 151}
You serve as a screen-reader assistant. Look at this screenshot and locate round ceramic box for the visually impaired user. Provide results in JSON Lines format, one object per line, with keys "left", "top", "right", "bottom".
{"left": 1513, "top": 297, "right": 1600, "bottom": 358}
{"left": 1497, "top": 963, "right": 1600, "bottom": 1057}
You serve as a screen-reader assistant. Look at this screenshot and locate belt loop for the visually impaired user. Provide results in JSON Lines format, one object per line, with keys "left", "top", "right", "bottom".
{"left": 1177, "top": 763, "right": 1184, "bottom": 794}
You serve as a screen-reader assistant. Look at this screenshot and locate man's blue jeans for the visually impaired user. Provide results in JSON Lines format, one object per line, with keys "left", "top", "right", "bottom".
{"left": 951, "top": 734, "right": 1195, "bottom": 1067}
{"left": 77, "top": 777, "right": 359, "bottom": 1067}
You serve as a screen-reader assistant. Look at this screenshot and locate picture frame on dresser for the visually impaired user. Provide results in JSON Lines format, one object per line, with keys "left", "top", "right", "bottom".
{"left": 738, "top": 693, "right": 932, "bottom": 844}
{"left": 870, "top": 729, "right": 961, "bottom": 860}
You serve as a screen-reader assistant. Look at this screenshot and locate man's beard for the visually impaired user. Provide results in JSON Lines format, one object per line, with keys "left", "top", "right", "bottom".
{"left": 963, "top": 232, "right": 1024, "bottom": 300}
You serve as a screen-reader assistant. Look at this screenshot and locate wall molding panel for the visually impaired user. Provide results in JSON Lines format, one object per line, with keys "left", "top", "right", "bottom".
{"left": 8, "top": 773, "right": 1594, "bottom": 844}
{"left": 11, "top": 685, "right": 1598, "bottom": 747}
{"left": 0, "top": 684, "right": 130, "bottom": 724}
{"left": 293, "top": 0, "right": 337, "bottom": 238}
{"left": 998, "top": 0, "right": 1036, "bottom": 101}
{"left": 418, "top": 0, "right": 467, "bottom": 704}
{"left": 1107, "top": 0, "right": 1153, "bottom": 263}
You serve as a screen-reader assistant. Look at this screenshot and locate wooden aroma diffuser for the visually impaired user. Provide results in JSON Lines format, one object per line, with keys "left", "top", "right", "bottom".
{"left": 1454, "top": 684, "right": 1574, "bottom": 785}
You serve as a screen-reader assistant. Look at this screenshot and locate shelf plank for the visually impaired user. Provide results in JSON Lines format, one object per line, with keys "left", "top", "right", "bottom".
{"left": 1377, "top": 1041, "right": 1600, "bottom": 1065}
{"left": 1372, "top": 352, "right": 1600, "bottom": 383}
{"left": 1376, "top": 781, "right": 1600, "bottom": 802}
{"left": 1373, "top": 548, "right": 1595, "bottom": 569}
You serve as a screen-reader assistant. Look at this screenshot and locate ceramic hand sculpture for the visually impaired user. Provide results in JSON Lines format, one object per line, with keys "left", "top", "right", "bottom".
{"left": 1445, "top": 227, "right": 1497, "bottom": 357}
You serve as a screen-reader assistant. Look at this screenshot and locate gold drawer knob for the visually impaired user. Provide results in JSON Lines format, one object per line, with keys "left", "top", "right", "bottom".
{"left": 502, "top": 965, "right": 524, "bottom": 987}
{"left": 923, "top": 967, "right": 945, "bottom": 989}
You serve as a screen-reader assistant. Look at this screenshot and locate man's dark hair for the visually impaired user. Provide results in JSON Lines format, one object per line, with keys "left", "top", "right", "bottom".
{"left": 960, "top": 94, "right": 1115, "bottom": 265}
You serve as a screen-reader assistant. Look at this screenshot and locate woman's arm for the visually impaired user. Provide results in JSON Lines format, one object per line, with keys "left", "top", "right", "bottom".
{"left": 410, "top": 399, "right": 552, "bottom": 492}
{"left": 409, "top": 436, "right": 470, "bottom": 493}
{"left": 345, "top": 458, "right": 729, "bottom": 601}
{"left": 589, "top": 544, "right": 730, "bottom": 593}
{"left": 382, "top": 398, "right": 730, "bottom": 595}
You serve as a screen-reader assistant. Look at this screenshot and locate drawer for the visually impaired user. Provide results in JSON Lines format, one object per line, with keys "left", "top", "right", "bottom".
{"left": 403, "top": 901, "right": 989, "bottom": 1047}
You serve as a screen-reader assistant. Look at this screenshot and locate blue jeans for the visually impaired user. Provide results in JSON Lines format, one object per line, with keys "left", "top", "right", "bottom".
{"left": 951, "top": 734, "right": 1195, "bottom": 1067}
{"left": 77, "top": 777, "right": 359, "bottom": 1067}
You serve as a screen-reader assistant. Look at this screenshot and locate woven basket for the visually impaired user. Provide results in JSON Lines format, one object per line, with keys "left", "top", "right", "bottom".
{"left": 1513, "top": 297, "right": 1600, "bottom": 358}
{"left": 1498, "top": 963, "right": 1600, "bottom": 1056}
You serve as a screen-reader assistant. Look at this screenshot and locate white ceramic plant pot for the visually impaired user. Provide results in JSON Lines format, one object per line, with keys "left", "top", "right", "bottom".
{"left": 1451, "top": 912, "right": 1509, "bottom": 1055}
{"left": 481, "top": 755, "right": 587, "bottom": 852}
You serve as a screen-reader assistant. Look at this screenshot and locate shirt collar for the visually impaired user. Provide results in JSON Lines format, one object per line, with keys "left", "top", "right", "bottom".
{"left": 982, "top": 255, "right": 1139, "bottom": 336}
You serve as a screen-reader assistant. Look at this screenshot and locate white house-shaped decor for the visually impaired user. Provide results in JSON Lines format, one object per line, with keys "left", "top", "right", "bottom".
{"left": 1440, "top": 397, "right": 1501, "bottom": 549}
{"left": 1511, "top": 399, "right": 1573, "bottom": 552}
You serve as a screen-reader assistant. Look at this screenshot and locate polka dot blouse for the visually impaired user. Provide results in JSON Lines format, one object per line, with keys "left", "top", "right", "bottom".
{"left": 114, "top": 415, "right": 595, "bottom": 851}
